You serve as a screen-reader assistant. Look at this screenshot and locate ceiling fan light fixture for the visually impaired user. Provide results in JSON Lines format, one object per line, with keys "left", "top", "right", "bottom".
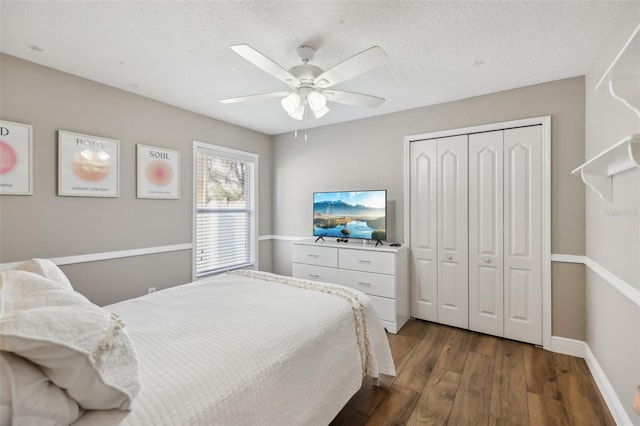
{"left": 312, "top": 105, "right": 330, "bottom": 119}
{"left": 281, "top": 92, "right": 301, "bottom": 114}
{"left": 288, "top": 103, "right": 305, "bottom": 120}
{"left": 307, "top": 91, "right": 327, "bottom": 112}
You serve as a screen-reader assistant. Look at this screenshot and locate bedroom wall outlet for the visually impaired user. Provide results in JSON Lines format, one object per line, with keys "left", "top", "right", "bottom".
{"left": 147, "top": 287, "right": 156, "bottom": 294}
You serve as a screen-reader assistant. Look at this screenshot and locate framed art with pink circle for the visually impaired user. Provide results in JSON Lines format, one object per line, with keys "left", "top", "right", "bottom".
{"left": 58, "top": 130, "right": 119, "bottom": 197}
{"left": 0, "top": 120, "right": 33, "bottom": 195}
{"left": 136, "top": 144, "right": 180, "bottom": 199}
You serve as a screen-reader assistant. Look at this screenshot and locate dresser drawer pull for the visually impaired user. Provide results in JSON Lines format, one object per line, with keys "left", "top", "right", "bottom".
{"left": 308, "top": 274, "right": 320, "bottom": 278}
{"left": 357, "top": 282, "right": 372, "bottom": 287}
{"left": 307, "top": 254, "right": 319, "bottom": 258}
{"left": 358, "top": 260, "right": 371, "bottom": 264}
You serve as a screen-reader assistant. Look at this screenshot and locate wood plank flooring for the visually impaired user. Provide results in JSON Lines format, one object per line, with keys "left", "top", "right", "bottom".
{"left": 330, "top": 319, "right": 615, "bottom": 426}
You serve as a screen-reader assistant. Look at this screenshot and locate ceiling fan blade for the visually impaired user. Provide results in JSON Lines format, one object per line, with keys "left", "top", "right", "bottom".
{"left": 314, "top": 46, "right": 388, "bottom": 88}
{"left": 230, "top": 44, "right": 301, "bottom": 87}
{"left": 323, "top": 90, "right": 385, "bottom": 108}
{"left": 219, "top": 91, "right": 290, "bottom": 104}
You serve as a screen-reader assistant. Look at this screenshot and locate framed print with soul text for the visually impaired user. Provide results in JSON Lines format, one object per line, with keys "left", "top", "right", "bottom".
{"left": 0, "top": 120, "right": 33, "bottom": 195}
{"left": 136, "top": 144, "right": 180, "bottom": 199}
{"left": 58, "top": 130, "right": 119, "bottom": 197}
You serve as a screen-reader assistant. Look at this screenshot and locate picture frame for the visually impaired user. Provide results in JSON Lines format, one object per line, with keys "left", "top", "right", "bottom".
{"left": 0, "top": 120, "right": 33, "bottom": 195}
{"left": 136, "top": 144, "right": 180, "bottom": 199}
{"left": 58, "top": 130, "right": 119, "bottom": 197}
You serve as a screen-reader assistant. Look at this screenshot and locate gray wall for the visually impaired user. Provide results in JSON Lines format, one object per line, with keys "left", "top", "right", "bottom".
{"left": 272, "top": 76, "right": 587, "bottom": 340}
{"left": 0, "top": 54, "right": 273, "bottom": 306}
{"left": 584, "top": 4, "right": 640, "bottom": 422}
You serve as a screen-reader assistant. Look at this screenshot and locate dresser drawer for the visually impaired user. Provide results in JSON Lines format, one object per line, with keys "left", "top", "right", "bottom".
{"left": 339, "top": 248, "right": 395, "bottom": 275}
{"left": 368, "top": 295, "right": 396, "bottom": 322}
{"left": 338, "top": 269, "right": 396, "bottom": 299}
{"left": 292, "top": 263, "right": 338, "bottom": 283}
{"left": 292, "top": 244, "right": 338, "bottom": 268}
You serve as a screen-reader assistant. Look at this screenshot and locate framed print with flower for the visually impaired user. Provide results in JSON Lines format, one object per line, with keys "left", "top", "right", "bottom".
{"left": 58, "top": 130, "right": 119, "bottom": 197}
{"left": 0, "top": 120, "right": 33, "bottom": 195}
{"left": 136, "top": 144, "right": 180, "bottom": 199}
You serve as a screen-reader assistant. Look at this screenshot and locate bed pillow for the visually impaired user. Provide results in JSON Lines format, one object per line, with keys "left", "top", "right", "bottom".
{"left": 0, "top": 270, "right": 140, "bottom": 410}
{"left": 1, "top": 270, "right": 91, "bottom": 314}
{"left": 13, "top": 258, "right": 72, "bottom": 289}
{"left": 0, "top": 351, "right": 82, "bottom": 425}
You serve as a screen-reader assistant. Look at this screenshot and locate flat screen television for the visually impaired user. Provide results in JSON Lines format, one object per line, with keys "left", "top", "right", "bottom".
{"left": 313, "top": 190, "right": 387, "bottom": 241}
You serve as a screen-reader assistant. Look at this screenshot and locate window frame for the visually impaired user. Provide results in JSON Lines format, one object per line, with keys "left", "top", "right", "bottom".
{"left": 192, "top": 141, "right": 259, "bottom": 280}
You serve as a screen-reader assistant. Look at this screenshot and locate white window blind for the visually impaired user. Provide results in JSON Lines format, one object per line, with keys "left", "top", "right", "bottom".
{"left": 194, "top": 143, "right": 257, "bottom": 278}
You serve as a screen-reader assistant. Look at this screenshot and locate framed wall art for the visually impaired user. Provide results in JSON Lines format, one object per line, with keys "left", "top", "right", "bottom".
{"left": 0, "top": 120, "right": 33, "bottom": 195}
{"left": 136, "top": 144, "right": 180, "bottom": 199}
{"left": 58, "top": 130, "right": 119, "bottom": 197}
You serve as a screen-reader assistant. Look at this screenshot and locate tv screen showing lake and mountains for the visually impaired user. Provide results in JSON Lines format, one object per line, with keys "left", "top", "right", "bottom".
{"left": 313, "top": 190, "right": 386, "bottom": 240}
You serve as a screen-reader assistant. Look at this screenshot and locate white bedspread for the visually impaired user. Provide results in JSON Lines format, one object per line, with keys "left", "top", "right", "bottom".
{"left": 73, "top": 271, "right": 395, "bottom": 426}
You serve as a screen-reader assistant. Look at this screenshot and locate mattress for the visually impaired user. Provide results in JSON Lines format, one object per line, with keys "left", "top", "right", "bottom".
{"left": 73, "top": 270, "right": 395, "bottom": 426}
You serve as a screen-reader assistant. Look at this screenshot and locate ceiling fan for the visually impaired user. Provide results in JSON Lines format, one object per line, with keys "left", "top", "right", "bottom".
{"left": 220, "top": 44, "right": 389, "bottom": 120}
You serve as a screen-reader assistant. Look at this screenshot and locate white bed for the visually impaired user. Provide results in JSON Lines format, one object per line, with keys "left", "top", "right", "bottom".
{"left": 71, "top": 270, "right": 395, "bottom": 426}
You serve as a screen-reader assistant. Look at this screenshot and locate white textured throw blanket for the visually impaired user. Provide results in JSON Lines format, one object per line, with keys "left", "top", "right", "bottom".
{"left": 74, "top": 271, "right": 395, "bottom": 426}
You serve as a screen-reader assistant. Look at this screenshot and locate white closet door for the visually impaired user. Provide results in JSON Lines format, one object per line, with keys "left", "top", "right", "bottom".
{"left": 410, "top": 140, "right": 438, "bottom": 321}
{"left": 469, "top": 131, "right": 504, "bottom": 336}
{"left": 437, "top": 135, "right": 468, "bottom": 328}
{"left": 503, "top": 126, "right": 542, "bottom": 345}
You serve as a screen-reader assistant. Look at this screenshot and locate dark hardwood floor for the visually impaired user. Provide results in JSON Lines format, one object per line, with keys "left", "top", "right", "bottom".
{"left": 331, "top": 319, "right": 615, "bottom": 426}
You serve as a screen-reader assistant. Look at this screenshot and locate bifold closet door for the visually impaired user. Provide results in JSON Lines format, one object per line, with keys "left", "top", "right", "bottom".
{"left": 410, "top": 125, "right": 543, "bottom": 344}
{"left": 469, "top": 126, "right": 543, "bottom": 344}
{"left": 436, "top": 135, "right": 468, "bottom": 328}
{"left": 409, "top": 140, "right": 438, "bottom": 321}
{"left": 503, "top": 126, "right": 542, "bottom": 345}
{"left": 469, "top": 131, "right": 504, "bottom": 337}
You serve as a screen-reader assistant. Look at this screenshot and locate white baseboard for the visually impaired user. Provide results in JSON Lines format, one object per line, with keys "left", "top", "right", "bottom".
{"left": 584, "top": 344, "right": 633, "bottom": 426}
{"left": 550, "top": 337, "right": 633, "bottom": 425}
{"left": 550, "top": 336, "right": 585, "bottom": 357}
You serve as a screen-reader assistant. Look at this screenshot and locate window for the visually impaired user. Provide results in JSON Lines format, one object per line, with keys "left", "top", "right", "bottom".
{"left": 193, "top": 142, "right": 257, "bottom": 278}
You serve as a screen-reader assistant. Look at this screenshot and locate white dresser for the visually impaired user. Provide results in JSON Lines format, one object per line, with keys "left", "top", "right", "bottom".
{"left": 292, "top": 239, "right": 409, "bottom": 333}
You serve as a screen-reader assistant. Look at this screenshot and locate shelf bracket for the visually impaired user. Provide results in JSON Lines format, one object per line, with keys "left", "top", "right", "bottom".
{"left": 608, "top": 79, "right": 640, "bottom": 119}
{"left": 595, "top": 23, "right": 640, "bottom": 117}
{"left": 579, "top": 170, "right": 613, "bottom": 202}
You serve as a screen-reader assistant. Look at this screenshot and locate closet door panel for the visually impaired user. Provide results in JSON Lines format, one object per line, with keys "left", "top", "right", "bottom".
{"left": 410, "top": 140, "right": 438, "bottom": 321}
{"left": 468, "top": 131, "right": 504, "bottom": 336}
{"left": 437, "top": 135, "right": 468, "bottom": 328}
{"left": 507, "top": 268, "right": 531, "bottom": 320}
{"left": 477, "top": 266, "right": 500, "bottom": 314}
{"left": 503, "top": 126, "right": 542, "bottom": 345}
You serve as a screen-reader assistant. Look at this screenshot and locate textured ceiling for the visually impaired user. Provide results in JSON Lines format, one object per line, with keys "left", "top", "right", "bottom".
{"left": 0, "top": 1, "right": 628, "bottom": 135}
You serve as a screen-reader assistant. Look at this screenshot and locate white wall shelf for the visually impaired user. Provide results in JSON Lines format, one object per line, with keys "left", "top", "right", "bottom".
{"left": 572, "top": 134, "right": 640, "bottom": 202}
{"left": 595, "top": 24, "right": 640, "bottom": 118}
